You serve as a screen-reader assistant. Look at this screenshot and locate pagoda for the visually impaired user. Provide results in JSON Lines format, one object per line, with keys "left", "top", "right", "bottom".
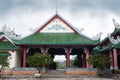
{"left": 92, "top": 19, "right": 120, "bottom": 70}
{"left": 0, "top": 13, "right": 100, "bottom": 68}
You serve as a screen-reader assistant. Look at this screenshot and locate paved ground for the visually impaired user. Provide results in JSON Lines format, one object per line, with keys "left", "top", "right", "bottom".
{"left": 1, "top": 77, "right": 117, "bottom": 80}
{"left": 1, "top": 70, "right": 120, "bottom": 80}
{"left": 1, "top": 75, "right": 119, "bottom": 80}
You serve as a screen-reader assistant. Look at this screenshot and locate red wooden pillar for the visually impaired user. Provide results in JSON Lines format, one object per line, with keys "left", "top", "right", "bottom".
{"left": 109, "top": 50, "right": 113, "bottom": 70}
{"left": 66, "top": 48, "right": 70, "bottom": 68}
{"left": 23, "top": 46, "right": 27, "bottom": 67}
{"left": 85, "top": 48, "right": 90, "bottom": 68}
{"left": 113, "top": 48, "right": 118, "bottom": 70}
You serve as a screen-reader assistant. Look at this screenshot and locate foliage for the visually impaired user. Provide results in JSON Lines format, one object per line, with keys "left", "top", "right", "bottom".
{"left": 72, "top": 56, "right": 79, "bottom": 67}
{"left": 0, "top": 56, "right": 9, "bottom": 77}
{"left": 54, "top": 62, "right": 60, "bottom": 69}
{"left": 27, "top": 53, "right": 52, "bottom": 73}
{"left": 0, "top": 56, "right": 9, "bottom": 67}
{"left": 88, "top": 54, "right": 111, "bottom": 77}
{"left": 71, "top": 55, "right": 83, "bottom": 68}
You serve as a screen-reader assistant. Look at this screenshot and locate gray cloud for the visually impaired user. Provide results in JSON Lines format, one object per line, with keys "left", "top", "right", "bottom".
{"left": 0, "top": 0, "right": 119, "bottom": 12}
{"left": 0, "top": 0, "right": 120, "bottom": 18}
{"left": 66, "top": 0, "right": 120, "bottom": 14}
{"left": 0, "top": 0, "right": 119, "bottom": 38}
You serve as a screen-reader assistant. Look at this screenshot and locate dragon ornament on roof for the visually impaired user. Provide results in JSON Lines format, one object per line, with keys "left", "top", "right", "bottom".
{"left": 92, "top": 32, "right": 102, "bottom": 40}
{"left": 113, "top": 18, "right": 120, "bottom": 29}
{"left": 0, "top": 25, "right": 22, "bottom": 40}
{"left": 108, "top": 33, "right": 120, "bottom": 44}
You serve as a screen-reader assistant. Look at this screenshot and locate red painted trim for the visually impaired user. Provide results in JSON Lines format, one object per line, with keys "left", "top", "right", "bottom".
{"left": 0, "top": 37, "right": 5, "bottom": 42}
{"left": 23, "top": 46, "right": 27, "bottom": 67}
{"left": 35, "top": 14, "right": 79, "bottom": 34}
{"left": 58, "top": 15, "right": 79, "bottom": 34}
{"left": 35, "top": 15, "right": 57, "bottom": 34}
{"left": 16, "top": 43, "right": 98, "bottom": 48}
{"left": 0, "top": 37, "right": 12, "bottom": 42}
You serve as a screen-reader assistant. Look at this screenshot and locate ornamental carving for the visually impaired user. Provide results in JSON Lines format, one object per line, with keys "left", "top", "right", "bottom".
{"left": 92, "top": 32, "right": 102, "bottom": 40}
{"left": 0, "top": 25, "right": 21, "bottom": 39}
{"left": 108, "top": 34, "right": 120, "bottom": 44}
{"left": 113, "top": 19, "right": 120, "bottom": 29}
{"left": 48, "top": 24, "right": 66, "bottom": 30}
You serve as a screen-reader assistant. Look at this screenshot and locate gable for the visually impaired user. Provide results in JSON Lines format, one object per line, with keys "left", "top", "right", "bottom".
{"left": 0, "top": 35, "right": 18, "bottom": 50}
{"left": 0, "top": 35, "right": 13, "bottom": 43}
{"left": 40, "top": 18, "right": 75, "bottom": 33}
{"left": 35, "top": 14, "right": 79, "bottom": 34}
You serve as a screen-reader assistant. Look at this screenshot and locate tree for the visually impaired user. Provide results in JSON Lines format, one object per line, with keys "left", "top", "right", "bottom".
{"left": 27, "top": 53, "right": 52, "bottom": 73}
{"left": 0, "top": 56, "right": 9, "bottom": 77}
{"left": 88, "top": 54, "right": 111, "bottom": 77}
{"left": 72, "top": 56, "right": 79, "bottom": 67}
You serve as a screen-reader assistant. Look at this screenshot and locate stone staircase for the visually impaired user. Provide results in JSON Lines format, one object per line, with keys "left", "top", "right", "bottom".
{"left": 44, "top": 69, "right": 97, "bottom": 78}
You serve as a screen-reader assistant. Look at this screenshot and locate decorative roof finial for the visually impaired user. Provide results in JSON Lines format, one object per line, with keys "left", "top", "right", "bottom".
{"left": 108, "top": 33, "right": 119, "bottom": 44}
{"left": 112, "top": 18, "right": 120, "bottom": 29}
{"left": 92, "top": 32, "right": 102, "bottom": 40}
{"left": 56, "top": 5, "right": 58, "bottom": 14}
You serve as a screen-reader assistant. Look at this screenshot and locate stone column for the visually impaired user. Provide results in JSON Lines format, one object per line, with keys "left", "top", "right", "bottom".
{"left": 109, "top": 50, "right": 113, "bottom": 70}
{"left": 85, "top": 48, "right": 90, "bottom": 68}
{"left": 23, "top": 46, "right": 27, "bottom": 67}
{"left": 65, "top": 48, "right": 71, "bottom": 68}
{"left": 113, "top": 48, "right": 118, "bottom": 70}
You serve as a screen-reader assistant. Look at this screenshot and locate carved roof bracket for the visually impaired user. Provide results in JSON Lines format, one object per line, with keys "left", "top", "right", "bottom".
{"left": 113, "top": 18, "right": 120, "bottom": 29}
{"left": 108, "top": 33, "right": 120, "bottom": 44}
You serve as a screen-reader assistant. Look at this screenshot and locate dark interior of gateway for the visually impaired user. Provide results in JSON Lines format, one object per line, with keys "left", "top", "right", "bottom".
{"left": 118, "top": 55, "right": 120, "bottom": 69}
{"left": 24, "top": 47, "right": 87, "bottom": 69}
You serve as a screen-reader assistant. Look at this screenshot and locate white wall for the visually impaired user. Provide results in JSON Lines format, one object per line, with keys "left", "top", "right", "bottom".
{"left": 8, "top": 49, "right": 23, "bottom": 68}
{"left": 8, "top": 51, "right": 16, "bottom": 68}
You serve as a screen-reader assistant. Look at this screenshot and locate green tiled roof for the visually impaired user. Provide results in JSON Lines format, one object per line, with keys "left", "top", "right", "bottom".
{"left": 0, "top": 52, "right": 10, "bottom": 56}
{"left": 100, "top": 28, "right": 120, "bottom": 45}
{"left": 0, "top": 41, "right": 19, "bottom": 50}
{"left": 112, "top": 43, "right": 120, "bottom": 48}
{"left": 0, "top": 32, "right": 3, "bottom": 35}
{"left": 14, "top": 33, "right": 99, "bottom": 45}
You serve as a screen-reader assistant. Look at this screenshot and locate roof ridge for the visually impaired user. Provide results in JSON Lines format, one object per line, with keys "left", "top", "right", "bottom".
{"left": 33, "top": 13, "right": 81, "bottom": 34}
{"left": 0, "top": 34, "right": 16, "bottom": 46}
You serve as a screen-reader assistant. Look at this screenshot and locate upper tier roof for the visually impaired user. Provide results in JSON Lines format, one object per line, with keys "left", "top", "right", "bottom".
{"left": 34, "top": 14, "right": 79, "bottom": 34}
{"left": 0, "top": 35, "right": 19, "bottom": 50}
{"left": 14, "top": 14, "right": 99, "bottom": 46}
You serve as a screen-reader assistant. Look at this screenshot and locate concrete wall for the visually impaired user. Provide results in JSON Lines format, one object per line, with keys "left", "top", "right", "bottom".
{"left": 3, "top": 68, "right": 38, "bottom": 75}
{"left": 8, "top": 51, "right": 16, "bottom": 68}
{"left": 8, "top": 49, "right": 23, "bottom": 68}
{"left": 66, "top": 70, "right": 96, "bottom": 75}
{"left": 16, "top": 49, "right": 23, "bottom": 67}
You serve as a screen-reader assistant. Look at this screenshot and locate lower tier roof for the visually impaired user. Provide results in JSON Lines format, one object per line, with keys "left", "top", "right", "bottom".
{"left": 14, "top": 33, "right": 99, "bottom": 45}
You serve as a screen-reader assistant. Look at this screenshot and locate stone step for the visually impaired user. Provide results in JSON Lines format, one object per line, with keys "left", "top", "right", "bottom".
{"left": 46, "top": 70, "right": 65, "bottom": 75}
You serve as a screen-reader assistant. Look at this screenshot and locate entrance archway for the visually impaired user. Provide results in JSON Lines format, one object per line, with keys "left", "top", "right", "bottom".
{"left": 24, "top": 47, "right": 88, "bottom": 69}
{"left": 48, "top": 48, "right": 66, "bottom": 69}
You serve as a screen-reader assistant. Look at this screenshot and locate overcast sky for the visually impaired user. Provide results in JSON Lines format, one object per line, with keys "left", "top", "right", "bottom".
{"left": 0, "top": 0, "right": 120, "bottom": 40}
